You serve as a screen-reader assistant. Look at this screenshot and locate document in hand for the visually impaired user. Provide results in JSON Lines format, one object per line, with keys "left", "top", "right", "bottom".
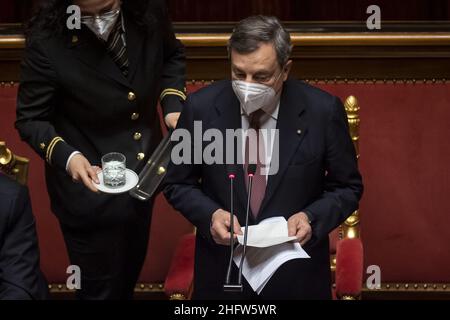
{"left": 236, "top": 216, "right": 298, "bottom": 247}
{"left": 233, "top": 216, "right": 310, "bottom": 294}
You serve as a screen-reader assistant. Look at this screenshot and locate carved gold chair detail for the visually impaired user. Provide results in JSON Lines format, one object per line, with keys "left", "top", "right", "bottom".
{"left": 0, "top": 141, "right": 30, "bottom": 185}
{"left": 327, "top": 96, "right": 363, "bottom": 300}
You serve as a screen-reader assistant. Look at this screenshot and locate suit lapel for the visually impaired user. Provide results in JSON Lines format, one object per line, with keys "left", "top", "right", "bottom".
{"left": 258, "top": 80, "right": 308, "bottom": 217}
{"left": 210, "top": 83, "right": 248, "bottom": 212}
{"left": 209, "top": 81, "right": 308, "bottom": 221}
{"left": 124, "top": 15, "right": 149, "bottom": 82}
{"left": 67, "top": 28, "right": 130, "bottom": 88}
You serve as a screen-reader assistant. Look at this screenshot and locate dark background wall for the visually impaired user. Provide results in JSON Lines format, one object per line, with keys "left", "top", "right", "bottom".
{"left": 167, "top": 0, "right": 450, "bottom": 22}
{"left": 1, "top": 0, "right": 449, "bottom": 24}
{"left": 0, "top": 0, "right": 35, "bottom": 24}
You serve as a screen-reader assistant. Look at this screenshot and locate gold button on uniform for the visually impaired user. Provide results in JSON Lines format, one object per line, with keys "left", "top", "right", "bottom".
{"left": 137, "top": 153, "right": 145, "bottom": 161}
{"left": 39, "top": 143, "right": 46, "bottom": 150}
{"left": 157, "top": 166, "right": 166, "bottom": 175}
{"left": 133, "top": 132, "right": 142, "bottom": 141}
{"left": 128, "top": 92, "right": 136, "bottom": 101}
{"left": 131, "top": 112, "right": 139, "bottom": 120}
{"left": 72, "top": 35, "right": 78, "bottom": 43}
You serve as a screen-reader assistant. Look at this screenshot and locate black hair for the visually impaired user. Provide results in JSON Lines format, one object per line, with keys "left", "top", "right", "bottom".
{"left": 228, "top": 15, "right": 292, "bottom": 67}
{"left": 25, "top": 0, "right": 154, "bottom": 42}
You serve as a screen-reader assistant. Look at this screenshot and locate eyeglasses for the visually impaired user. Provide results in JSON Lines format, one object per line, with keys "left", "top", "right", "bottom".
{"left": 232, "top": 68, "right": 284, "bottom": 86}
{"left": 81, "top": 7, "right": 121, "bottom": 22}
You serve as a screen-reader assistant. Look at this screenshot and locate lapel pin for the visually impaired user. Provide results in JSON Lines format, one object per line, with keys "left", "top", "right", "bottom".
{"left": 72, "top": 35, "right": 79, "bottom": 43}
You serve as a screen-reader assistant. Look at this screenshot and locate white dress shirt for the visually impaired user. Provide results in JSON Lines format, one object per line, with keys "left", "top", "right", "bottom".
{"left": 240, "top": 101, "right": 280, "bottom": 181}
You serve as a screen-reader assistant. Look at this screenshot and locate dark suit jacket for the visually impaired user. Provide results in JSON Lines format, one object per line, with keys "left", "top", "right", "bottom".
{"left": 164, "top": 79, "right": 363, "bottom": 299}
{"left": 0, "top": 174, "right": 48, "bottom": 300}
{"left": 15, "top": 1, "right": 185, "bottom": 228}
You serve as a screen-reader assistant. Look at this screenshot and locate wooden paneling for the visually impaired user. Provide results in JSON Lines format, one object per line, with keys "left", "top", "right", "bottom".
{"left": 2, "top": 23, "right": 450, "bottom": 82}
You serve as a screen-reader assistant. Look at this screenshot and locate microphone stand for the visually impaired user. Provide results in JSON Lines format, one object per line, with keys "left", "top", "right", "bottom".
{"left": 237, "top": 164, "right": 257, "bottom": 289}
{"left": 223, "top": 171, "right": 236, "bottom": 290}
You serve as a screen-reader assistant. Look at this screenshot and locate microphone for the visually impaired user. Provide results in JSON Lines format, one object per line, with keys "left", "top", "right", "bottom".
{"left": 223, "top": 164, "right": 236, "bottom": 291}
{"left": 236, "top": 163, "right": 257, "bottom": 290}
{"left": 223, "top": 164, "right": 241, "bottom": 292}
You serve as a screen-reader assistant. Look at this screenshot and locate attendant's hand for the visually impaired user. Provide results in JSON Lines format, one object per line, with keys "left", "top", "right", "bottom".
{"left": 164, "top": 112, "right": 181, "bottom": 129}
{"left": 210, "top": 209, "right": 243, "bottom": 245}
{"left": 67, "top": 154, "right": 101, "bottom": 193}
{"left": 287, "top": 212, "right": 312, "bottom": 246}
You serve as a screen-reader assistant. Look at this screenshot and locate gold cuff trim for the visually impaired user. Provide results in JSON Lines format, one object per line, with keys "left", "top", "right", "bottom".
{"left": 45, "top": 137, "right": 64, "bottom": 164}
{"left": 160, "top": 88, "right": 187, "bottom": 101}
{"left": 162, "top": 88, "right": 187, "bottom": 95}
{"left": 45, "top": 137, "right": 59, "bottom": 160}
{"left": 161, "top": 91, "right": 186, "bottom": 101}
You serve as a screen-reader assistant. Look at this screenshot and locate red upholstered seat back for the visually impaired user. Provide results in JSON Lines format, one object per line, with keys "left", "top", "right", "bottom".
{"left": 1, "top": 84, "right": 69, "bottom": 282}
{"left": 2, "top": 80, "right": 450, "bottom": 285}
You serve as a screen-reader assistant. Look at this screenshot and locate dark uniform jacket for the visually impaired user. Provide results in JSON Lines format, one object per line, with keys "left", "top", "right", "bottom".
{"left": 16, "top": 1, "right": 185, "bottom": 228}
{"left": 0, "top": 174, "right": 48, "bottom": 300}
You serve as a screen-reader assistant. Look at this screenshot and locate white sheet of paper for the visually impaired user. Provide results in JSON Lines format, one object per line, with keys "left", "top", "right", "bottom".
{"left": 236, "top": 216, "right": 297, "bottom": 247}
{"left": 233, "top": 216, "right": 310, "bottom": 294}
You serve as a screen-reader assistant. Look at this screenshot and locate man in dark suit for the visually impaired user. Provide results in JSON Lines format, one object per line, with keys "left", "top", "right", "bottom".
{"left": 0, "top": 174, "right": 48, "bottom": 300}
{"left": 164, "top": 16, "right": 363, "bottom": 299}
{"left": 16, "top": 0, "right": 185, "bottom": 299}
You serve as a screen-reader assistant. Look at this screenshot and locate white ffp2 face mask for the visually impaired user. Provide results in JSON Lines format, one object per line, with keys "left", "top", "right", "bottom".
{"left": 232, "top": 80, "right": 280, "bottom": 116}
{"left": 81, "top": 8, "right": 121, "bottom": 41}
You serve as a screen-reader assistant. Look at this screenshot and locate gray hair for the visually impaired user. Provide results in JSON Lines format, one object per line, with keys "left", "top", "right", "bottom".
{"left": 228, "top": 15, "right": 293, "bottom": 67}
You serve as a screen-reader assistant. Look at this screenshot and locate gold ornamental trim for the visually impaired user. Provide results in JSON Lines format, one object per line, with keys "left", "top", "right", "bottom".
{"left": 177, "top": 32, "right": 450, "bottom": 47}
{"left": 2, "top": 33, "right": 450, "bottom": 49}
{"left": 0, "top": 36, "right": 23, "bottom": 49}
{"left": 2, "top": 79, "right": 450, "bottom": 87}
{"left": 364, "top": 282, "right": 450, "bottom": 293}
{"left": 170, "top": 293, "right": 187, "bottom": 300}
{"left": 48, "top": 282, "right": 165, "bottom": 293}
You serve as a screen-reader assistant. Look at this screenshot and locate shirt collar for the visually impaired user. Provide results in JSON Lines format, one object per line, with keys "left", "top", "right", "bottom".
{"left": 240, "top": 100, "right": 280, "bottom": 121}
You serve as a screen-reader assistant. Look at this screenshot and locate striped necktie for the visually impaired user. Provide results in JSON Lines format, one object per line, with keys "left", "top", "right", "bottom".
{"left": 244, "top": 109, "right": 267, "bottom": 218}
{"left": 106, "top": 15, "right": 129, "bottom": 76}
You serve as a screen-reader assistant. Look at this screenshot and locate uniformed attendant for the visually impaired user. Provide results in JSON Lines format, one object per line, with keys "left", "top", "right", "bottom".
{"left": 16, "top": 0, "right": 185, "bottom": 299}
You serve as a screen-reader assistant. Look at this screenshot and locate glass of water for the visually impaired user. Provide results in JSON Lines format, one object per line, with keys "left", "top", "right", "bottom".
{"left": 101, "top": 152, "right": 126, "bottom": 188}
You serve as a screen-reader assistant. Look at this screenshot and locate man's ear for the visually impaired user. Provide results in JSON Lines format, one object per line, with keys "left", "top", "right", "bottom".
{"left": 283, "top": 60, "right": 293, "bottom": 81}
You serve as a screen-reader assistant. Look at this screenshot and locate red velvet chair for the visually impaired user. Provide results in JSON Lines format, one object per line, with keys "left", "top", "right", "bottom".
{"left": 164, "top": 95, "right": 364, "bottom": 300}
{"left": 164, "top": 233, "right": 196, "bottom": 299}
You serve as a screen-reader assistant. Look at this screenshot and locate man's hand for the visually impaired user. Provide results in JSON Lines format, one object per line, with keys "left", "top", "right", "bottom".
{"left": 67, "top": 154, "right": 101, "bottom": 193}
{"left": 288, "top": 212, "right": 312, "bottom": 246}
{"left": 164, "top": 112, "right": 181, "bottom": 129}
{"left": 210, "top": 209, "right": 243, "bottom": 245}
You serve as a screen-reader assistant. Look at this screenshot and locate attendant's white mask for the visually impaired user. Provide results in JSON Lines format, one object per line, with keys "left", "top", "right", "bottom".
{"left": 81, "top": 7, "right": 120, "bottom": 41}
